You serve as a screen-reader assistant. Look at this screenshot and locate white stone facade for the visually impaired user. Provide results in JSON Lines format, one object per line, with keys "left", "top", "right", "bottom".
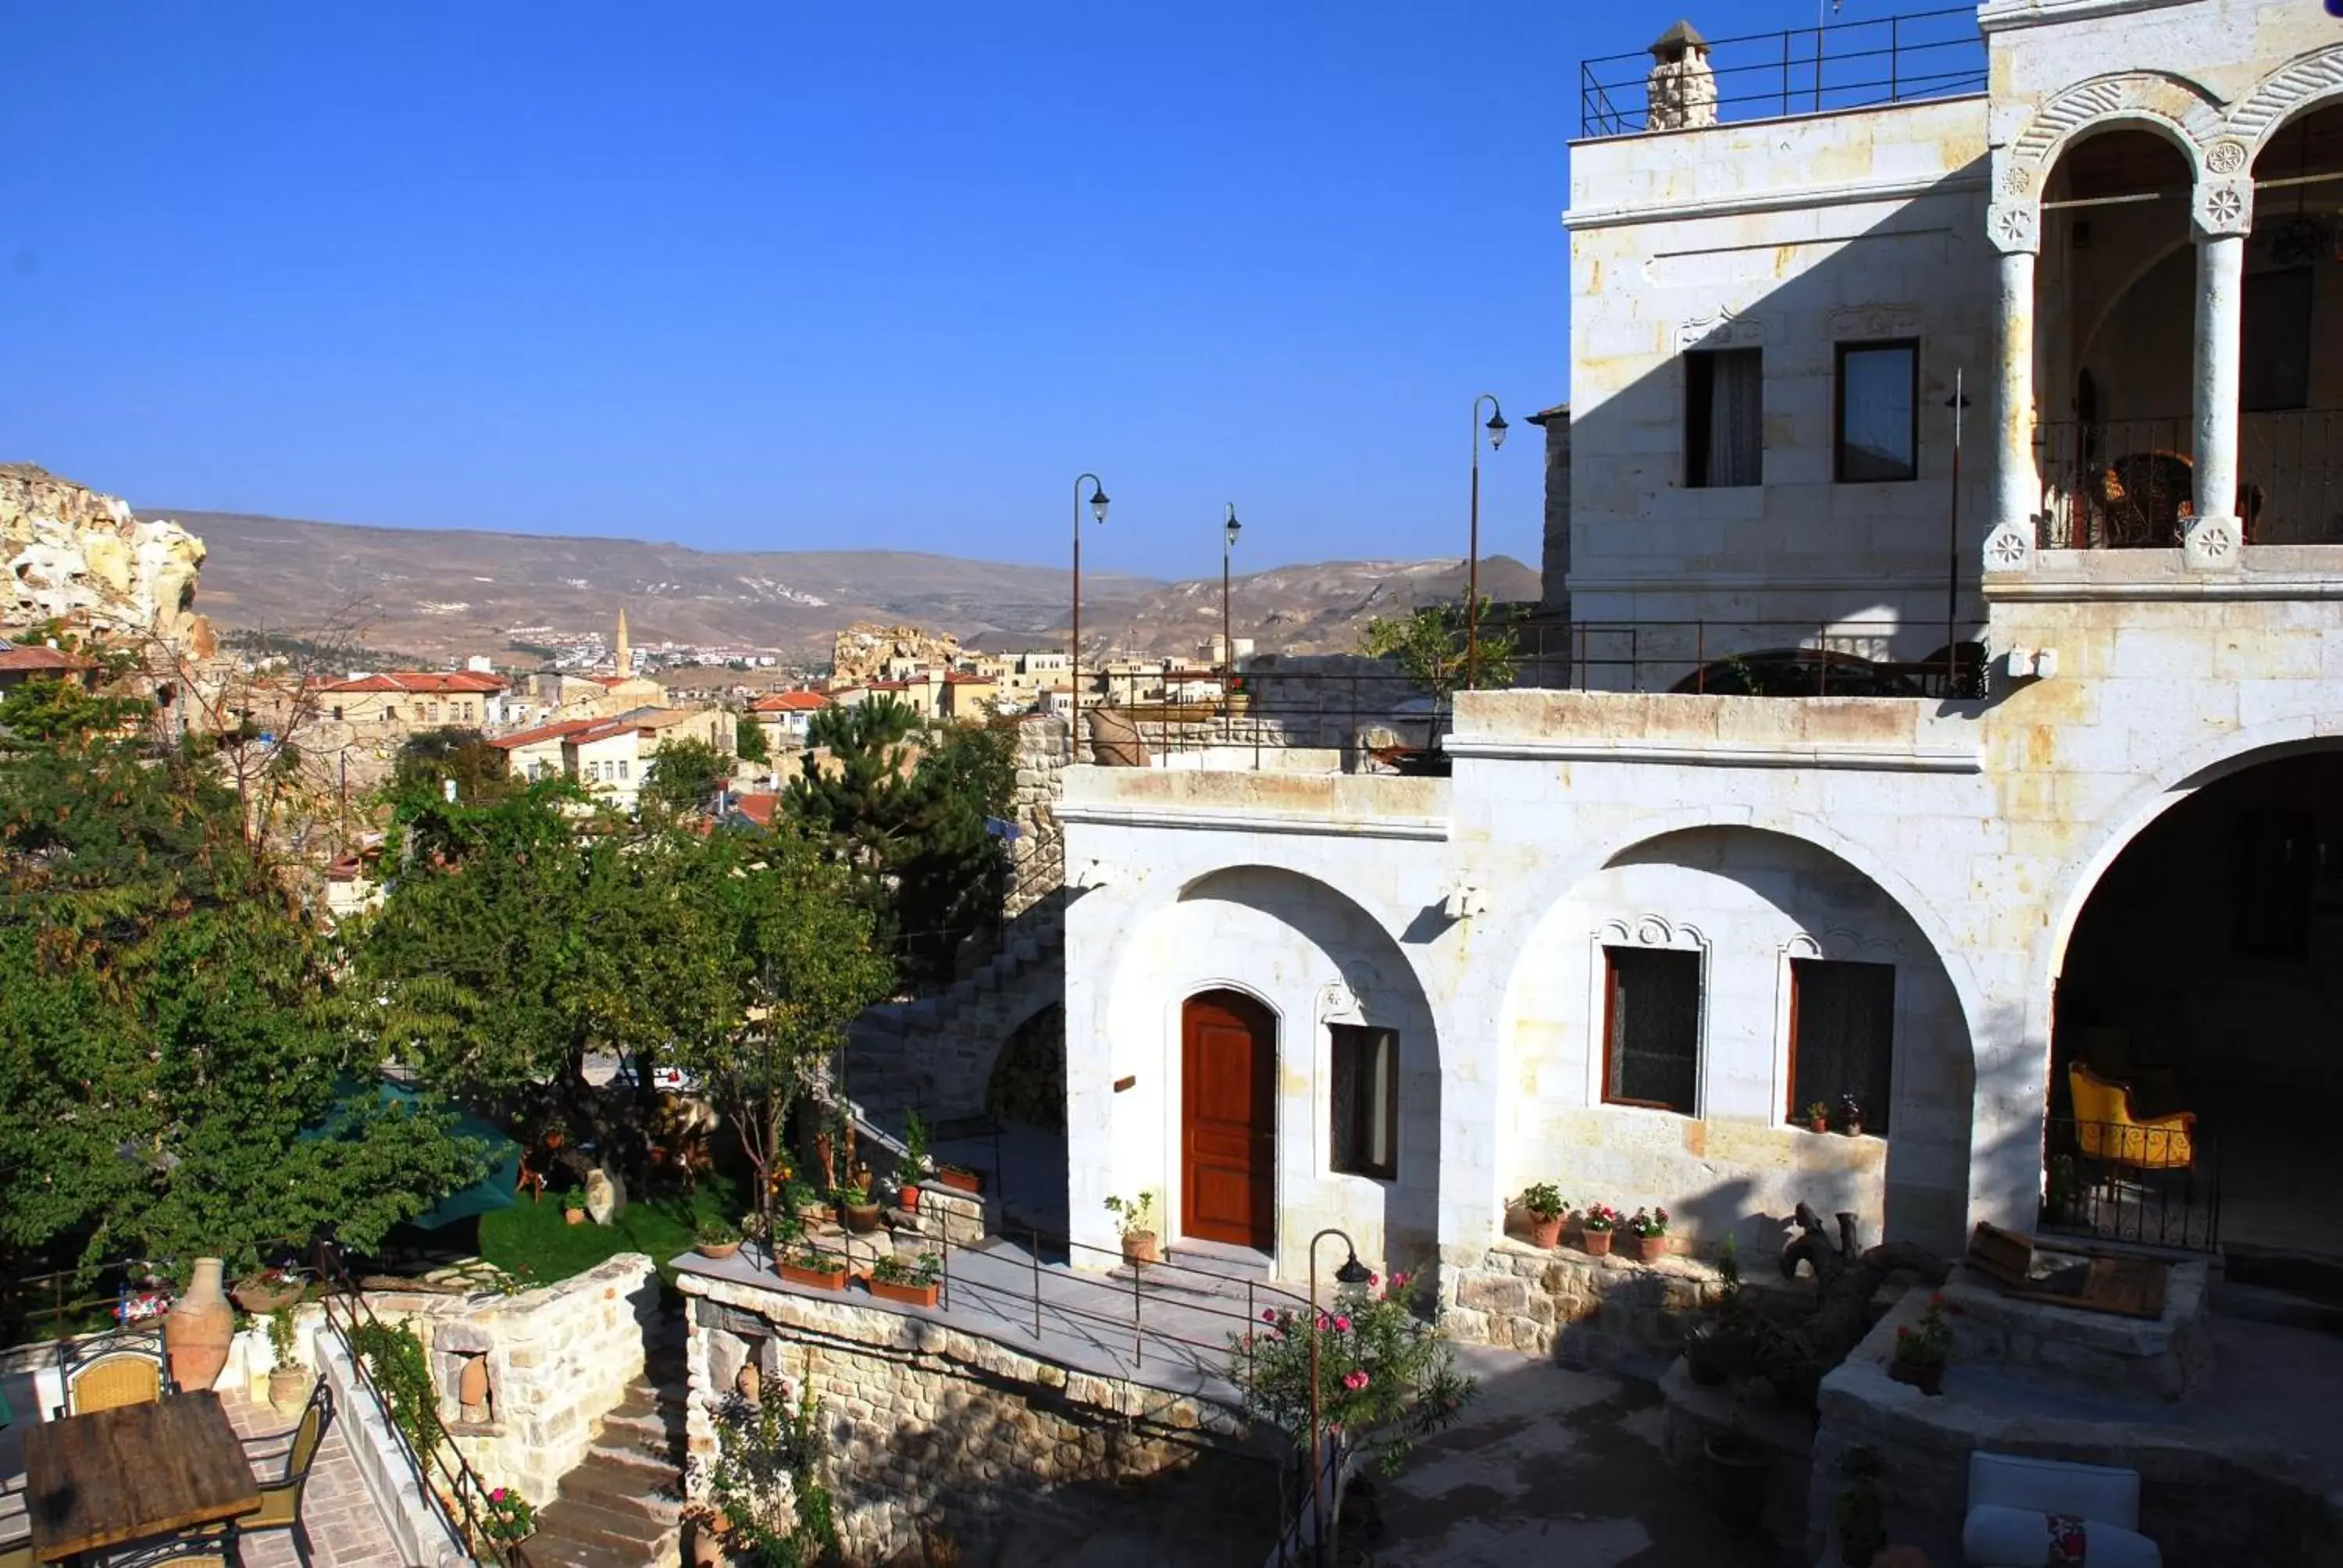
{"left": 1057, "top": 0, "right": 2343, "bottom": 1303}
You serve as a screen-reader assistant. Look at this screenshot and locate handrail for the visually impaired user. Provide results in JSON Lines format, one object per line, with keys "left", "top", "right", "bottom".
{"left": 305, "top": 1234, "right": 527, "bottom": 1567}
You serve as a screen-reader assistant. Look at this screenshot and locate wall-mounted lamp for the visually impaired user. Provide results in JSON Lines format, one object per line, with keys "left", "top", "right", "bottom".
{"left": 1441, "top": 885, "right": 1489, "bottom": 921}
{"left": 2005, "top": 646, "right": 2059, "bottom": 681}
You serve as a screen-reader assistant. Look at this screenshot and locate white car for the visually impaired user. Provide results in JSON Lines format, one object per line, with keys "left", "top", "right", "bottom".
{"left": 612, "top": 1057, "right": 696, "bottom": 1092}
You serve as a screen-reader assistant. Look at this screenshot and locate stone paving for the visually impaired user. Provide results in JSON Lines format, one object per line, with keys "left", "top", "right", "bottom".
{"left": 220, "top": 1387, "right": 408, "bottom": 1568}
{"left": 1362, "top": 1345, "right": 1795, "bottom": 1568}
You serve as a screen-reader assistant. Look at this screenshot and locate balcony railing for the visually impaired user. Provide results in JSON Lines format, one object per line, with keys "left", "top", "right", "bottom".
{"left": 2039, "top": 1117, "right": 2220, "bottom": 1254}
{"left": 1578, "top": 7, "right": 1985, "bottom": 139}
{"left": 2035, "top": 410, "right": 2343, "bottom": 548}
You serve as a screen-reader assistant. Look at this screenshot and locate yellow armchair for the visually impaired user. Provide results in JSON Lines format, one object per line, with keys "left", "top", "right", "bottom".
{"left": 2067, "top": 1063, "right": 2195, "bottom": 1171}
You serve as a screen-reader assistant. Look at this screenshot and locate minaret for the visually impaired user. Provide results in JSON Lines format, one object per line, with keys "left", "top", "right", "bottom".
{"left": 615, "top": 606, "right": 631, "bottom": 676}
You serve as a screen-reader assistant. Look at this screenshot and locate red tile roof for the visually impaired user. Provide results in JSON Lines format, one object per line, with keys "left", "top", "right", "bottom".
{"left": 941, "top": 672, "right": 995, "bottom": 686}
{"left": 749, "top": 691, "right": 830, "bottom": 713}
{"left": 729, "top": 793, "right": 780, "bottom": 828}
{"left": 0, "top": 643, "right": 87, "bottom": 673}
{"left": 323, "top": 670, "right": 507, "bottom": 695}
{"left": 488, "top": 718, "right": 600, "bottom": 750}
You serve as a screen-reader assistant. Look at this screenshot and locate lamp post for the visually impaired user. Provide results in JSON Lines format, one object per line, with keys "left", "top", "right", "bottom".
{"left": 1307, "top": 1228, "right": 1374, "bottom": 1566}
{"left": 1071, "top": 473, "right": 1110, "bottom": 735}
{"left": 1221, "top": 503, "right": 1242, "bottom": 739}
{"left": 1466, "top": 395, "right": 1508, "bottom": 692}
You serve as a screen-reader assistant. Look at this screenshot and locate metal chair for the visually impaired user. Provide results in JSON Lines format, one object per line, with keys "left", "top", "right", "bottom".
{"left": 0, "top": 1534, "right": 31, "bottom": 1568}
{"left": 55, "top": 1327, "right": 169, "bottom": 1417}
{"left": 232, "top": 1381, "right": 333, "bottom": 1568}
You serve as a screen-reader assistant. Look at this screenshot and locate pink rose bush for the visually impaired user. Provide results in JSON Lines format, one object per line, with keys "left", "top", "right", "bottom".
{"left": 1228, "top": 1260, "right": 1475, "bottom": 1478}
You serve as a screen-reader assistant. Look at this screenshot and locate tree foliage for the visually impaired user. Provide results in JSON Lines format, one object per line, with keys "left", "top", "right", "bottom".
{"left": 735, "top": 712, "right": 771, "bottom": 764}
{"left": 644, "top": 736, "right": 733, "bottom": 815}
{"left": 783, "top": 697, "right": 1013, "bottom": 989}
{"left": 1357, "top": 597, "right": 1518, "bottom": 703}
{"left": 390, "top": 726, "right": 512, "bottom": 808}
{"left": 0, "top": 689, "right": 485, "bottom": 1270}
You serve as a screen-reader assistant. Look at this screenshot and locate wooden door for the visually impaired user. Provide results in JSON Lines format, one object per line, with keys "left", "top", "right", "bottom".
{"left": 1182, "top": 990, "right": 1276, "bottom": 1250}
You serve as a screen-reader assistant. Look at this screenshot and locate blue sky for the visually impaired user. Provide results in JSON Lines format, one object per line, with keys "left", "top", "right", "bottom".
{"left": 7, "top": 1, "right": 1839, "bottom": 580}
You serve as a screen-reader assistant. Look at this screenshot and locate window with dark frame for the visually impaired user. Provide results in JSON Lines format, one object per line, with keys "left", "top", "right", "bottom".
{"left": 1835, "top": 340, "right": 1920, "bottom": 483}
{"left": 1329, "top": 1024, "right": 1399, "bottom": 1180}
{"left": 1602, "top": 946, "right": 1701, "bottom": 1115}
{"left": 1788, "top": 958, "right": 1896, "bottom": 1134}
{"left": 1685, "top": 347, "right": 1763, "bottom": 488}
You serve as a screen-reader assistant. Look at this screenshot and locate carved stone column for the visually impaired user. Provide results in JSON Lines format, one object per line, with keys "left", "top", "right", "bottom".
{"left": 1987, "top": 202, "right": 2041, "bottom": 543}
{"left": 2188, "top": 163, "right": 2252, "bottom": 567}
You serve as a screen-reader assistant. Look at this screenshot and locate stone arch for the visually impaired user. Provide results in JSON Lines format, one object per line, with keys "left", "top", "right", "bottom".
{"left": 2219, "top": 44, "right": 2343, "bottom": 158}
{"left": 1496, "top": 823, "right": 1978, "bottom": 1254}
{"left": 1093, "top": 863, "right": 1443, "bottom": 1275}
{"left": 2004, "top": 71, "right": 2223, "bottom": 183}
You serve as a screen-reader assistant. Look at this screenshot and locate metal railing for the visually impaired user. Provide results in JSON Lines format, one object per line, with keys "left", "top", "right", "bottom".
{"left": 2039, "top": 1118, "right": 2220, "bottom": 1254}
{"left": 305, "top": 1235, "right": 529, "bottom": 1567}
{"left": 2036, "top": 410, "right": 2343, "bottom": 548}
{"left": 1578, "top": 7, "right": 1985, "bottom": 138}
{"left": 1076, "top": 618, "right": 1983, "bottom": 771}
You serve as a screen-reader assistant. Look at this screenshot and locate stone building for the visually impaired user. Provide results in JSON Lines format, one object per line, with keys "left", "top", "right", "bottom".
{"left": 1052, "top": 0, "right": 2343, "bottom": 1310}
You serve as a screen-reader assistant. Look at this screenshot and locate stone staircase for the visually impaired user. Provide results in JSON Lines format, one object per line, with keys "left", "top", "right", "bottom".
{"left": 525, "top": 1338, "right": 688, "bottom": 1568}
{"left": 844, "top": 907, "right": 1065, "bottom": 1122}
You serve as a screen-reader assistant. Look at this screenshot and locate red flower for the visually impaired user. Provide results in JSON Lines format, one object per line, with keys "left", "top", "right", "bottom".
{"left": 1262, "top": 1308, "right": 1277, "bottom": 1323}
{"left": 1342, "top": 1369, "right": 1369, "bottom": 1391}
{"left": 1332, "top": 1315, "right": 1352, "bottom": 1334}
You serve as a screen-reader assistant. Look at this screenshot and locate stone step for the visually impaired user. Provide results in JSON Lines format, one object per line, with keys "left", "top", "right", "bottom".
{"left": 532, "top": 1495, "right": 673, "bottom": 1556}
{"left": 523, "top": 1532, "right": 655, "bottom": 1568}
{"left": 578, "top": 1438, "right": 682, "bottom": 1491}
{"left": 1104, "top": 1259, "right": 1278, "bottom": 1311}
{"left": 559, "top": 1458, "right": 684, "bottom": 1524}
{"left": 2217, "top": 1281, "right": 2343, "bottom": 1336}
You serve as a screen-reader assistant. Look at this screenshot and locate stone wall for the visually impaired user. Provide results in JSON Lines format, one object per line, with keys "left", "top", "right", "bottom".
{"left": 1443, "top": 1235, "right": 1808, "bottom": 1370}
{"left": 1004, "top": 715, "right": 1069, "bottom": 920}
{"left": 678, "top": 1270, "right": 1275, "bottom": 1563}
{"left": 365, "top": 1253, "right": 659, "bottom": 1505}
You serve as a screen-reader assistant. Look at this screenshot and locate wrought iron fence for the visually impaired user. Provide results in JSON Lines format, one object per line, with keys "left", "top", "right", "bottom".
{"left": 2038, "top": 1118, "right": 2220, "bottom": 1253}
{"left": 1578, "top": 7, "right": 1985, "bottom": 139}
{"left": 2035, "top": 410, "right": 2343, "bottom": 547}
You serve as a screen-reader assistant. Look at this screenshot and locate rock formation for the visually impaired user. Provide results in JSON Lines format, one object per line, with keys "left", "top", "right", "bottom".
{"left": 830, "top": 621, "right": 961, "bottom": 685}
{"left": 1, "top": 465, "right": 212, "bottom": 653}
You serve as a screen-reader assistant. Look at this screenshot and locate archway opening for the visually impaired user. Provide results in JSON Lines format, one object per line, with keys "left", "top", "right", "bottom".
{"left": 2054, "top": 748, "right": 2343, "bottom": 1260}
{"left": 2245, "top": 102, "right": 2343, "bottom": 543}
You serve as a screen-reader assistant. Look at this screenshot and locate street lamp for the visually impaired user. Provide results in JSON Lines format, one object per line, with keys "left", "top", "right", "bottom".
{"left": 1221, "top": 503, "right": 1242, "bottom": 739}
{"left": 1071, "top": 473, "right": 1110, "bottom": 732}
{"left": 1307, "top": 1228, "right": 1374, "bottom": 1566}
{"left": 1466, "top": 394, "right": 1507, "bottom": 692}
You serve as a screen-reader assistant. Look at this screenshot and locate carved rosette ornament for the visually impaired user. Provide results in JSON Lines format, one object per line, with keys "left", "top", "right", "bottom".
{"left": 2202, "top": 138, "right": 2248, "bottom": 176}
{"left": 2183, "top": 516, "right": 2241, "bottom": 571}
{"left": 1982, "top": 522, "right": 2035, "bottom": 574}
{"left": 1988, "top": 202, "right": 2039, "bottom": 255}
{"left": 2194, "top": 179, "right": 2252, "bottom": 238}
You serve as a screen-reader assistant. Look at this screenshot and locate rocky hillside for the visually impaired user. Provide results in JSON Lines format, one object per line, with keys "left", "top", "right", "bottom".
{"left": 2, "top": 466, "right": 211, "bottom": 650}
{"left": 1093, "top": 554, "right": 1542, "bottom": 660}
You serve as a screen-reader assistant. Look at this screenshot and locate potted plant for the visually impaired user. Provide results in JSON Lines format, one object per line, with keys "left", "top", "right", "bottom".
{"left": 786, "top": 1179, "right": 834, "bottom": 1229}
{"left": 866, "top": 1250, "right": 943, "bottom": 1309}
{"left": 1520, "top": 1183, "right": 1567, "bottom": 1249}
{"left": 1803, "top": 1100, "right": 1831, "bottom": 1135}
{"left": 232, "top": 1263, "right": 306, "bottom": 1316}
{"left": 480, "top": 1486, "right": 537, "bottom": 1551}
{"left": 694, "top": 1219, "right": 742, "bottom": 1261}
{"left": 1888, "top": 1292, "right": 1952, "bottom": 1395}
{"left": 842, "top": 1165, "right": 883, "bottom": 1235}
{"left": 1838, "top": 1093, "right": 1866, "bottom": 1138}
{"left": 1623, "top": 1205, "right": 1671, "bottom": 1262}
{"left": 266, "top": 1310, "right": 311, "bottom": 1416}
{"left": 899, "top": 1110, "right": 933, "bottom": 1212}
{"left": 1834, "top": 1448, "right": 1887, "bottom": 1566}
{"left": 1104, "top": 1192, "right": 1160, "bottom": 1264}
{"left": 1705, "top": 1421, "right": 1771, "bottom": 1530}
{"left": 779, "top": 1244, "right": 850, "bottom": 1292}
{"left": 558, "top": 1187, "right": 587, "bottom": 1225}
{"left": 1577, "top": 1202, "right": 1620, "bottom": 1257}
{"left": 936, "top": 1161, "right": 983, "bottom": 1196}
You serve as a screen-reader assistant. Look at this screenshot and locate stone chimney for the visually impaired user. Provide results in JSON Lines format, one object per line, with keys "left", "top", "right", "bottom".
{"left": 1646, "top": 20, "right": 1717, "bottom": 131}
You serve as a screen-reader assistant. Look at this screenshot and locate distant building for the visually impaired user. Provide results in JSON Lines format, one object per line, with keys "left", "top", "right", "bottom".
{"left": 0, "top": 638, "right": 87, "bottom": 696}
{"left": 319, "top": 670, "right": 508, "bottom": 731}
{"left": 747, "top": 690, "right": 830, "bottom": 752}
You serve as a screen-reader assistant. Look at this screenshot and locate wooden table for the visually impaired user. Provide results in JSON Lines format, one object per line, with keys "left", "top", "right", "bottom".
{"left": 23, "top": 1392, "right": 261, "bottom": 1563}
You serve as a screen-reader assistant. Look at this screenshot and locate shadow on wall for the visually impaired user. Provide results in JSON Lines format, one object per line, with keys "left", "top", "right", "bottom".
{"left": 1180, "top": 866, "right": 1442, "bottom": 1272}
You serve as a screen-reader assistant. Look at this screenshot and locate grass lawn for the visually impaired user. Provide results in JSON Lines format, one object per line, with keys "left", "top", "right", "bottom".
{"left": 478, "top": 1167, "right": 747, "bottom": 1288}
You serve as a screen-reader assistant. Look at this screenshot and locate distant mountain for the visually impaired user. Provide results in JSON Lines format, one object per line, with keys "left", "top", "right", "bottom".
{"left": 159, "top": 507, "right": 1539, "bottom": 664}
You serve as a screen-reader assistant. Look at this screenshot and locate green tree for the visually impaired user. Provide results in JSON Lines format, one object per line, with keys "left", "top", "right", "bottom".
{"left": 0, "top": 712, "right": 485, "bottom": 1269}
{"left": 643, "top": 736, "right": 732, "bottom": 815}
{"left": 390, "top": 725, "right": 511, "bottom": 807}
{"left": 735, "top": 712, "right": 771, "bottom": 765}
{"left": 1357, "top": 597, "right": 1518, "bottom": 704}
{"left": 783, "top": 698, "right": 1012, "bottom": 989}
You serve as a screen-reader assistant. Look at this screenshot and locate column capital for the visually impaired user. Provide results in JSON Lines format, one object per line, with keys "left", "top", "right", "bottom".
{"left": 2192, "top": 177, "right": 2253, "bottom": 239}
{"left": 1987, "top": 201, "right": 2041, "bottom": 255}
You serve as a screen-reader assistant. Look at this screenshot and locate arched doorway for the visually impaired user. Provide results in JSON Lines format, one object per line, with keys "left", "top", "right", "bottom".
{"left": 2054, "top": 747, "right": 2343, "bottom": 1259}
{"left": 1180, "top": 989, "right": 1276, "bottom": 1249}
{"left": 2242, "top": 101, "right": 2343, "bottom": 544}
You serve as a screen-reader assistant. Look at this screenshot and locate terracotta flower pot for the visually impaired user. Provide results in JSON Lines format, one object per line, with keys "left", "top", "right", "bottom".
{"left": 1580, "top": 1227, "right": 1614, "bottom": 1257}
{"left": 1121, "top": 1231, "right": 1160, "bottom": 1265}
{"left": 268, "top": 1366, "right": 312, "bottom": 1417}
{"left": 1888, "top": 1358, "right": 1944, "bottom": 1396}
{"left": 1705, "top": 1434, "right": 1771, "bottom": 1529}
{"left": 164, "top": 1258, "right": 234, "bottom": 1392}
{"left": 938, "top": 1167, "right": 982, "bottom": 1196}
{"left": 868, "top": 1278, "right": 941, "bottom": 1309}
{"left": 844, "top": 1201, "right": 883, "bottom": 1235}
{"left": 695, "top": 1241, "right": 741, "bottom": 1260}
{"left": 1528, "top": 1213, "right": 1564, "bottom": 1249}
{"left": 900, "top": 1183, "right": 922, "bottom": 1213}
{"left": 564, "top": 1207, "right": 587, "bottom": 1226}
{"left": 230, "top": 1275, "right": 304, "bottom": 1316}
{"left": 1806, "top": 1117, "right": 1830, "bottom": 1135}
{"left": 1628, "top": 1232, "right": 1669, "bottom": 1263}
{"left": 780, "top": 1260, "right": 849, "bottom": 1291}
